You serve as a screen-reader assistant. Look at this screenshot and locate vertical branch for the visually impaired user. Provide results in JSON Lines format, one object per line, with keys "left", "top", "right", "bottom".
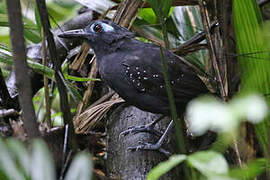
{"left": 42, "top": 31, "right": 52, "bottom": 128}
{"left": 6, "top": 0, "right": 40, "bottom": 138}
{"left": 160, "top": 45, "right": 191, "bottom": 179}
{"left": 198, "top": 0, "right": 227, "bottom": 100}
{"left": 36, "top": 0, "right": 76, "bottom": 149}
{"left": 216, "top": 0, "right": 237, "bottom": 96}
{"left": 159, "top": 46, "right": 186, "bottom": 154}
{"left": 161, "top": 23, "right": 170, "bottom": 49}
{"left": 156, "top": 1, "right": 170, "bottom": 49}
{"left": 157, "top": 2, "right": 191, "bottom": 178}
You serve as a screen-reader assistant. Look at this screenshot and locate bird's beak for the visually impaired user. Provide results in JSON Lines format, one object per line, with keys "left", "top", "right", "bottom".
{"left": 58, "top": 29, "right": 90, "bottom": 39}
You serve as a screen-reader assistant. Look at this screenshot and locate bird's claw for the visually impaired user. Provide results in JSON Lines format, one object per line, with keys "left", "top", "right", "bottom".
{"left": 127, "top": 141, "right": 171, "bottom": 157}
{"left": 119, "top": 124, "right": 163, "bottom": 139}
{"left": 119, "top": 124, "right": 147, "bottom": 137}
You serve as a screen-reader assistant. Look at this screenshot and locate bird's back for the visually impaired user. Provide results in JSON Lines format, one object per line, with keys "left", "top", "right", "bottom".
{"left": 98, "top": 38, "right": 209, "bottom": 115}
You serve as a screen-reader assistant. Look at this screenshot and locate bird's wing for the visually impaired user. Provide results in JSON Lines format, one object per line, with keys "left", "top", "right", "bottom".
{"left": 121, "top": 48, "right": 208, "bottom": 104}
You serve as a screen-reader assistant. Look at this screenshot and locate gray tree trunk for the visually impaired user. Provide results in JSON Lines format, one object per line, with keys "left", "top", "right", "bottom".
{"left": 106, "top": 105, "right": 181, "bottom": 179}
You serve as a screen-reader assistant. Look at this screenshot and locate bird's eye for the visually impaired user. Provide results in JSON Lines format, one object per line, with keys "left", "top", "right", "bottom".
{"left": 93, "top": 24, "right": 103, "bottom": 33}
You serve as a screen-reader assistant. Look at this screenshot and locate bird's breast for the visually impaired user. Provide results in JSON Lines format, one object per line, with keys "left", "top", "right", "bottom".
{"left": 97, "top": 53, "right": 123, "bottom": 76}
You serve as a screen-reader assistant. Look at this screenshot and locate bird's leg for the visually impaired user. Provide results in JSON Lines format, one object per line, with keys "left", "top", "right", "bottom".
{"left": 119, "top": 115, "right": 165, "bottom": 138}
{"left": 127, "top": 120, "right": 174, "bottom": 157}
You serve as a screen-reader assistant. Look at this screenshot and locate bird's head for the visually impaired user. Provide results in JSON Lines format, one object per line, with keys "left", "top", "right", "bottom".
{"left": 58, "top": 20, "right": 134, "bottom": 52}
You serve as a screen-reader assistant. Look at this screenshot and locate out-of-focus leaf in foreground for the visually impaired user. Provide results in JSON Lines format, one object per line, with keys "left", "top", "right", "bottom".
{"left": 64, "top": 152, "right": 93, "bottom": 180}
{"left": 233, "top": 0, "right": 270, "bottom": 156}
{"left": 147, "top": 155, "right": 186, "bottom": 180}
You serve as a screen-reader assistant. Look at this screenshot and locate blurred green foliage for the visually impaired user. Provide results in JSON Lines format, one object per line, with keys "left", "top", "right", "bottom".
{"left": 0, "top": 138, "right": 92, "bottom": 180}
{"left": 234, "top": 0, "right": 270, "bottom": 157}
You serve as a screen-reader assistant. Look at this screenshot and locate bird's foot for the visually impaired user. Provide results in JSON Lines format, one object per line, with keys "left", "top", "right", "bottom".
{"left": 127, "top": 141, "right": 171, "bottom": 157}
{"left": 126, "top": 120, "right": 174, "bottom": 157}
{"left": 119, "top": 123, "right": 162, "bottom": 137}
{"left": 119, "top": 115, "right": 165, "bottom": 138}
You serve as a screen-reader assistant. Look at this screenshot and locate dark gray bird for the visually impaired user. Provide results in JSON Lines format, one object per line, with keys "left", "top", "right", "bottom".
{"left": 59, "top": 20, "right": 209, "bottom": 154}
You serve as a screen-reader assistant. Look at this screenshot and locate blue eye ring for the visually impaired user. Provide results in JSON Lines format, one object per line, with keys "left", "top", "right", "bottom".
{"left": 91, "top": 22, "right": 115, "bottom": 33}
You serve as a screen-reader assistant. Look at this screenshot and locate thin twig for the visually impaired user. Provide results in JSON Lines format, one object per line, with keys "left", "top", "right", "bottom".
{"left": 233, "top": 139, "right": 243, "bottom": 168}
{"left": 36, "top": 0, "right": 76, "bottom": 149}
{"left": 75, "top": 56, "right": 98, "bottom": 116}
{"left": 59, "top": 148, "right": 73, "bottom": 180}
{"left": 61, "top": 124, "right": 69, "bottom": 169}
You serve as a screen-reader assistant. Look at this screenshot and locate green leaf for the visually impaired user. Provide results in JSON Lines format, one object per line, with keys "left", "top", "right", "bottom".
{"left": 30, "top": 139, "right": 56, "bottom": 180}
{"left": 0, "top": 44, "right": 82, "bottom": 101}
{"left": 139, "top": 8, "right": 157, "bottom": 24}
{"left": 65, "top": 80, "right": 83, "bottom": 101}
{"left": 0, "top": 138, "right": 25, "bottom": 180}
{"left": 0, "top": 42, "right": 10, "bottom": 51}
{"left": 0, "top": 13, "right": 38, "bottom": 30}
{"left": 161, "top": 0, "right": 173, "bottom": 18}
{"left": 73, "top": 0, "right": 116, "bottom": 15}
{"left": 0, "top": 47, "right": 13, "bottom": 65}
{"left": 6, "top": 139, "right": 31, "bottom": 177}
{"left": 0, "top": 168, "right": 9, "bottom": 180}
{"left": 0, "top": 13, "right": 9, "bottom": 26}
{"left": 147, "top": 155, "right": 186, "bottom": 180}
{"left": 64, "top": 152, "right": 93, "bottom": 180}
{"left": 146, "top": 0, "right": 172, "bottom": 20}
{"left": 22, "top": 16, "right": 39, "bottom": 31}
{"left": 47, "top": 2, "right": 77, "bottom": 26}
{"left": 0, "top": 1, "right": 7, "bottom": 14}
{"left": 0, "top": 47, "right": 54, "bottom": 78}
{"left": 229, "top": 158, "right": 267, "bottom": 179}
{"left": 172, "top": 6, "right": 206, "bottom": 69}
{"left": 35, "top": 4, "right": 42, "bottom": 35}
{"left": 24, "top": 29, "right": 42, "bottom": 43}
{"left": 233, "top": 0, "right": 269, "bottom": 94}
{"left": 187, "top": 151, "right": 228, "bottom": 177}
{"left": 0, "top": 13, "right": 41, "bottom": 43}
{"left": 65, "top": 74, "right": 100, "bottom": 82}
{"left": 0, "top": 35, "right": 10, "bottom": 46}
{"left": 233, "top": 0, "right": 270, "bottom": 156}
{"left": 27, "top": 59, "right": 54, "bottom": 78}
